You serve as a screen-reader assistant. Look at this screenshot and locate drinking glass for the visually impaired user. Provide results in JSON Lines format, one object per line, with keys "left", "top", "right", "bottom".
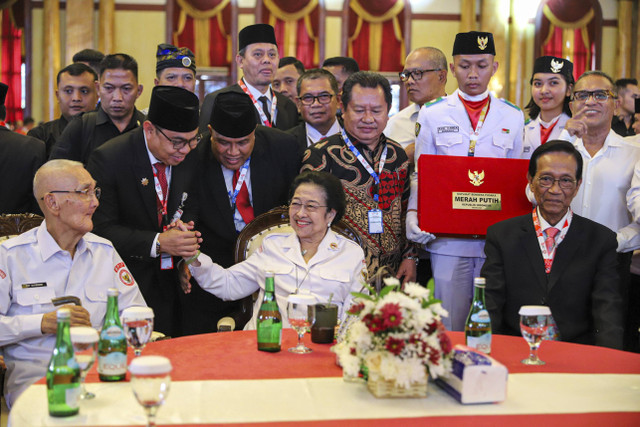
{"left": 122, "top": 307, "right": 154, "bottom": 357}
{"left": 287, "top": 294, "right": 316, "bottom": 354}
{"left": 129, "top": 356, "right": 172, "bottom": 427}
{"left": 519, "top": 305, "right": 552, "bottom": 365}
{"left": 69, "top": 326, "right": 99, "bottom": 400}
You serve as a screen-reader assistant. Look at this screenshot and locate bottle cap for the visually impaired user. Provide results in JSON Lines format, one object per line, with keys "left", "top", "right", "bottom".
{"left": 107, "top": 288, "right": 119, "bottom": 297}
{"left": 265, "top": 271, "right": 275, "bottom": 278}
{"left": 122, "top": 306, "right": 154, "bottom": 320}
{"left": 70, "top": 326, "right": 99, "bottom": 343}
{"left": 519, "top": 305, "right": 551, "bottom": 316}
{"left": 473, "top": 277, "right": 486, "bottom": 286}
{"left": 129, "top": 355, "right": 172, "bottom": 375}
{"left": 57, "top": 308, "right": 71, "bottom": 319}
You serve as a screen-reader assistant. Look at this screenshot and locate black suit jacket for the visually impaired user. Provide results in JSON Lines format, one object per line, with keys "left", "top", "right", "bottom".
{"left": 198, "top": 83, "right": 298, "bottom": 133}
{"left": 86, "top": 127, "right": 198, "bottom": 336}
{"left": 481, "top": 213, "right": 624, "bottom": 349}
{"left": 180, "top": 126, "right": 301, "bottom": 333}
{"left": 285, "top": 122, "right": 308, "bottom": 157}
{"left": 0, "top": 127, "right": 45, "bottom": 214}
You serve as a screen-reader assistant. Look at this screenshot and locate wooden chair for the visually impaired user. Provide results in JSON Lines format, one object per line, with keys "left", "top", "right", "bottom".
{"left": 0, "top": 213, "right": 44, "bottom": 241}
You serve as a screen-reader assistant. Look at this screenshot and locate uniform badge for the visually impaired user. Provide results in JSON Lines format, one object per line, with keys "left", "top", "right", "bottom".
{"left": 182, "top": 57, "right": 192, "bottom": 67}
{"left": 141, "top": 178, "right": 149, "bottom": 186}
{"left": 329, "top": 242, "right": 338, "bottom": 250}
{"left": 477, "top": 36, "right": 488, "bottom": 50}
{"left": 550, "top": 59, "right": 564, "bottom": 73}
{"left": 468, "top": 170, "right": 485, "bottom": 186}
{"left": 119, "top": 268, "right": 134, "bottom": 286}
{"left": 0, "top": 269, "right": 5, "bottom": 279}
{"left": 415, "top": 122, "right": 421, "bottom": 137}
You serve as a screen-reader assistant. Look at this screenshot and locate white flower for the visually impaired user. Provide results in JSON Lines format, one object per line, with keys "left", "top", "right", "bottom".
{"left": 403, "top": 282, "right": 429, "bottom": 299}
{"left": 394, "top": 357, "right": 426, "bottom": 388}
{"left": 383, "top": 277, "right": 401, "bottom": 287}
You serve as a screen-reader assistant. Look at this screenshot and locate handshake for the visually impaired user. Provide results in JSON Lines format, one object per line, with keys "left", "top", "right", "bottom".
{"left": 406, "top": 211, "right": 436, "bottom": 244}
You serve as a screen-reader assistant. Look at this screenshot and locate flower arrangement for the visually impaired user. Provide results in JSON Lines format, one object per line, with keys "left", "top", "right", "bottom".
{"left": 333, "top": 278, "right": 452, "bottom": 390}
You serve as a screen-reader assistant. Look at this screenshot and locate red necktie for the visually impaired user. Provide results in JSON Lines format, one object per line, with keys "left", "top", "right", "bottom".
{"left": 232, "top": 169, "right": 254, "bottom": 225}
{"left": 540, "top": 120, "right": 559, "bottom": 145}
{"left": 544, "top": 227, "right": 559, "bottom": 254}
{"left": 155, "top": 162, "right": 168, "bottom": 226}
{"left": 459, "top": 95, "right": 490, "bottom": 129}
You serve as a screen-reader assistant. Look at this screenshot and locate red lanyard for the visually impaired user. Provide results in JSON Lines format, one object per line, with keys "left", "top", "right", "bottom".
{"left": 238, "top": 79, "right": 275, "bottom": 127}
{"left": 532, "top": 208, "right": 571, "bottom": 273}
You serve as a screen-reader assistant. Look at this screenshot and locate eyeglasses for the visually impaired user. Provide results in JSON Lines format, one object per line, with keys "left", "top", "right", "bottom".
{"left": 297, "top": 93, "right": 334, "bottom": 105}
{"left": 571, "top": 90, "right": 616, "bottom": 102}
{"left": 155, "top": 125, "right": 201, "bottom": 150}
{"left": 536, "top": 176, "right": 577, "bottom": 189}
{"left": 43, "top": 187, "right": 101, "bottom": 200}
{"left": 289, "top": 201, "right": 328, "bottom": 212}
{"left": 398, "top": 69, "right": 441, "bottom": 82}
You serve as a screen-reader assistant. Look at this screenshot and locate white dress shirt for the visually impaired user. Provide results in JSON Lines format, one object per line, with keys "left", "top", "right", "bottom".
{"left": 522, "top": 112, "right": 570, "bottom": 158}
{"left": 0, "top": 222, "right": 147, "bottom": 407}
{"left": 189, "top": 229, "right": 366, "bottom": 329}
{"left": 384, "top": 103, "right": 421, "bottom": 149}
{"left": 243, "top": 78, "right": 278, "bottom": 125}
{"left": 305, "top": 120, "right": 341, "bottom": 146}
{"left": 556, "top": 129, "right": 640, "bottom": 252}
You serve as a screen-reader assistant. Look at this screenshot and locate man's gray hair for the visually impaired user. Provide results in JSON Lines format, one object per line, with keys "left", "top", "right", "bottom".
{"left": 33, "top": 159, "right": 84, "bottom": 198}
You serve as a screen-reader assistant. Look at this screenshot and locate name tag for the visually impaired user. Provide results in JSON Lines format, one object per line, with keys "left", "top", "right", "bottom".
{"left": 368, "top": 209, "right": 383, "bottom": 234}
{"left": 22, "top": 282, "right": 46, "bottom": 289}
{"left": 438, "top": 126, "right": 459, "bottom": 134}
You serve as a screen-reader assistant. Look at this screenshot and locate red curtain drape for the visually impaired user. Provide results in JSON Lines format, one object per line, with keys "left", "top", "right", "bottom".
{"left": 173, "top": 0, "right": 232, "bottom": 67}
{"left": 261, "top": 0, "right": 319, "bottom": 69}
{"left": 1, "top": 7, "right": 23, "bottom": 124}
{"left": 539, "top": 0, "right": 598, "bottom": 78}
{"left": 347, "top": 0, "right": 406, "bottom": 72}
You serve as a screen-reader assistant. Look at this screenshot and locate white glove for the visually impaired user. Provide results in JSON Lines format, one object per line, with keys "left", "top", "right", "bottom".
{"left": 406, "top": 211, "right": 435, "bottom": 244}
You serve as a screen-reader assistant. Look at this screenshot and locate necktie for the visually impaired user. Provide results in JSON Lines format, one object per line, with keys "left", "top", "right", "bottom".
{"left": 155, "top": 162, "right": 168, "bottom": 226}
{"left": 544, "top": 227, "right": 559, "bottom": 254}
{"left": 258, "top": 96, "right": 272, "bottom": 123}
{"left": 233, "top": 169, "right": 255, "bottom": 225}
{"left": 539, "top": 120, "right": 559, "bottom": 145}
{"left": 458, "top": 95, "right": 490, "bottom": 129}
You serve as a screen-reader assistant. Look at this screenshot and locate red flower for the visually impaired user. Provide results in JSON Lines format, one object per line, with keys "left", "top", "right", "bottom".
{"left": 348, "top": 302, "right": 365, "bottom": 315}
{"left": 438, "top": 331, "right": 452, "bottom": 354}
{"left": 363, "top": 314, "right": 385, "bottom": 333}
{"left": 385, "top": 336, "right": 405, "bottom": 355}
{"left": 380, "top": 303, "right": 403, "bottom": 329}
{"left": 424, "top": 321, "right": 438, "bottom": 334}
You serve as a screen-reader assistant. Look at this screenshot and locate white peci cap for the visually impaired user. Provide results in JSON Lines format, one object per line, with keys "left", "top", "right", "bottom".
{"left": 122, "top": 306, "right": 154, "bottom": 320}
{"left": 129, "top": 356, "right": 172, "bottom": 375}
{"left": 70, "top": 326, "right": 99, "bottom": 343}
{"left": 519, "top": 305, "right": 551, "bottom": 316}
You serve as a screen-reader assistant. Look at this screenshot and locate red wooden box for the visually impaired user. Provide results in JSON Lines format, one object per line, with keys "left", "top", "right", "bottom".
{"left": 418, "top": 155, "right": 532, "bottom": 237}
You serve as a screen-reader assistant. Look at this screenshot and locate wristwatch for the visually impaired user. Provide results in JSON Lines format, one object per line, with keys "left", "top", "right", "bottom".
{"left": 155, "top": 240, "right": 161, "bottom": 256}
{"left": 404, "top": 256, "right": 419, "bottom": 265}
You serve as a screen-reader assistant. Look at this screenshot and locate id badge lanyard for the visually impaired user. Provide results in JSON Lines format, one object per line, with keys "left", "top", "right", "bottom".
{"left": 153, "top": 164, "right": 173, "bottom": 269}
{"left": 467, "top": 100, "right": 490, "bottom": 157}
{"left": 228, "top": 158, "right": 251, "bottom": 213}
{"left": 238, "top": 79, "right": 276, "bottom": 127}
{"left": 341, "top": 128, "right": 387, "bottom": 234}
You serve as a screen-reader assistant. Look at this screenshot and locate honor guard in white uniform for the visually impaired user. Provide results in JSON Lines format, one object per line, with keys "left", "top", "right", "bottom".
{"left": 522, "top": 56, "right": 575, "bottom": 157}
{"left": 407, "top": 31, "right": 525, "bottom": 331}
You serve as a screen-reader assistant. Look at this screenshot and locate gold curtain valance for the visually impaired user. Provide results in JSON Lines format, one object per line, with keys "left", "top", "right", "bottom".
{"left": 263, "top": 0, "right": 318, "bottom": 22}
{"left": 349, "top": 0, "right": 404, "bottom": 24}
{"left": 542, "top": 4, "right": 594, "bottom": 30}
{"left": 176, "top": 0, "right": 230, "bottom": 20}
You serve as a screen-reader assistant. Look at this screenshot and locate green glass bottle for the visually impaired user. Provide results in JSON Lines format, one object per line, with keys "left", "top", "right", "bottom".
{"left": 465, "top": 277, "right": 492, "bottom": 354}
{"left": 257, "top": 272, "right": 282, "bottom": 352}
{"left": 98, "top": 288, "right": 127, "bottom": 381}
{"left": 46, "top": 308, "right": 81, "bottom": 417}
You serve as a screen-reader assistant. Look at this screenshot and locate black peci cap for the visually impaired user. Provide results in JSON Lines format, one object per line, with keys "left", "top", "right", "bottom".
{"left": 238, "top": 24, "right": 277, "bottom": 51}
{"left": 210, "top": 92, "right": 257, "bottom": 138}
{"left": 147, "top": 86, "right": 199, "bottom": 132}
{"left": 530, "top": 56, "right": 575, "bottom": 84}
{"left": 452, "top": 31, "right": 496, "bottom": 56}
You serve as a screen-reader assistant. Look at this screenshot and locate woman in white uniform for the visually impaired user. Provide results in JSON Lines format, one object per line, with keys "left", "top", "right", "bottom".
{"left": 183, "top": 171, "right": 366, "bottom": 329}
{"left": 523, "top": 56, "right": 574, "bottom": 157}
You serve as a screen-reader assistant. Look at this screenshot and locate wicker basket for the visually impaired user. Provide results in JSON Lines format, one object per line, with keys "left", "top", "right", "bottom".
{"left": 366, "top": 366, "right": 428, "bottom": 398}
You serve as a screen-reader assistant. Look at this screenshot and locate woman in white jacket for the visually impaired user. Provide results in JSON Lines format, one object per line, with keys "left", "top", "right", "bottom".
{"left": 523, "top": 56, "right": 575, "bottom": 157}
{"left": 182, "top": 171, "right": 366, "bottom": 329}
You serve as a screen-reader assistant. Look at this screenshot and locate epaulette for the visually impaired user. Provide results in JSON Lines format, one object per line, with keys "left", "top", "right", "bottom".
{"left": 423, "top": 96, "right": 445, "bottom": 108}
{"left": 499, "top": 98, "right": 522, "bottom": 111}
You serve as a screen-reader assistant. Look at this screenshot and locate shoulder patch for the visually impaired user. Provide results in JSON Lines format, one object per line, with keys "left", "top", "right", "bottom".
{"left": 423, "top": 96, "right": 445, "bottom": 108}
{"left": 524, "top": 117, "right": 531, "bottom": 125}
{"left": 499, "top": 98, "right": 522, "bottom": 111}
{"left": 415, "top": 122, "right": 421, "bottom": 137}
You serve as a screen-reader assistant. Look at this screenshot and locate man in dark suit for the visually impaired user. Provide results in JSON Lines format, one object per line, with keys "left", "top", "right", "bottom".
{"left": 0, "top": 82, "right": 46, "bottom": 214}
{"left": 182, "top": 91, "right": 301, "bottom": 334}
{"left": 198, "top": 24, "right": 298, "bottom": 133}
{"left": 286, "top": 69, "right": 341, "bottom": 156}
{"left": 28, "top": 63, "right": 98, "bottom": 157}
{"left": 86, "top": 86, "right": 202, "bottom": 337}
{"left": 482, "top": 140, "right": 623, "bottom": 349}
